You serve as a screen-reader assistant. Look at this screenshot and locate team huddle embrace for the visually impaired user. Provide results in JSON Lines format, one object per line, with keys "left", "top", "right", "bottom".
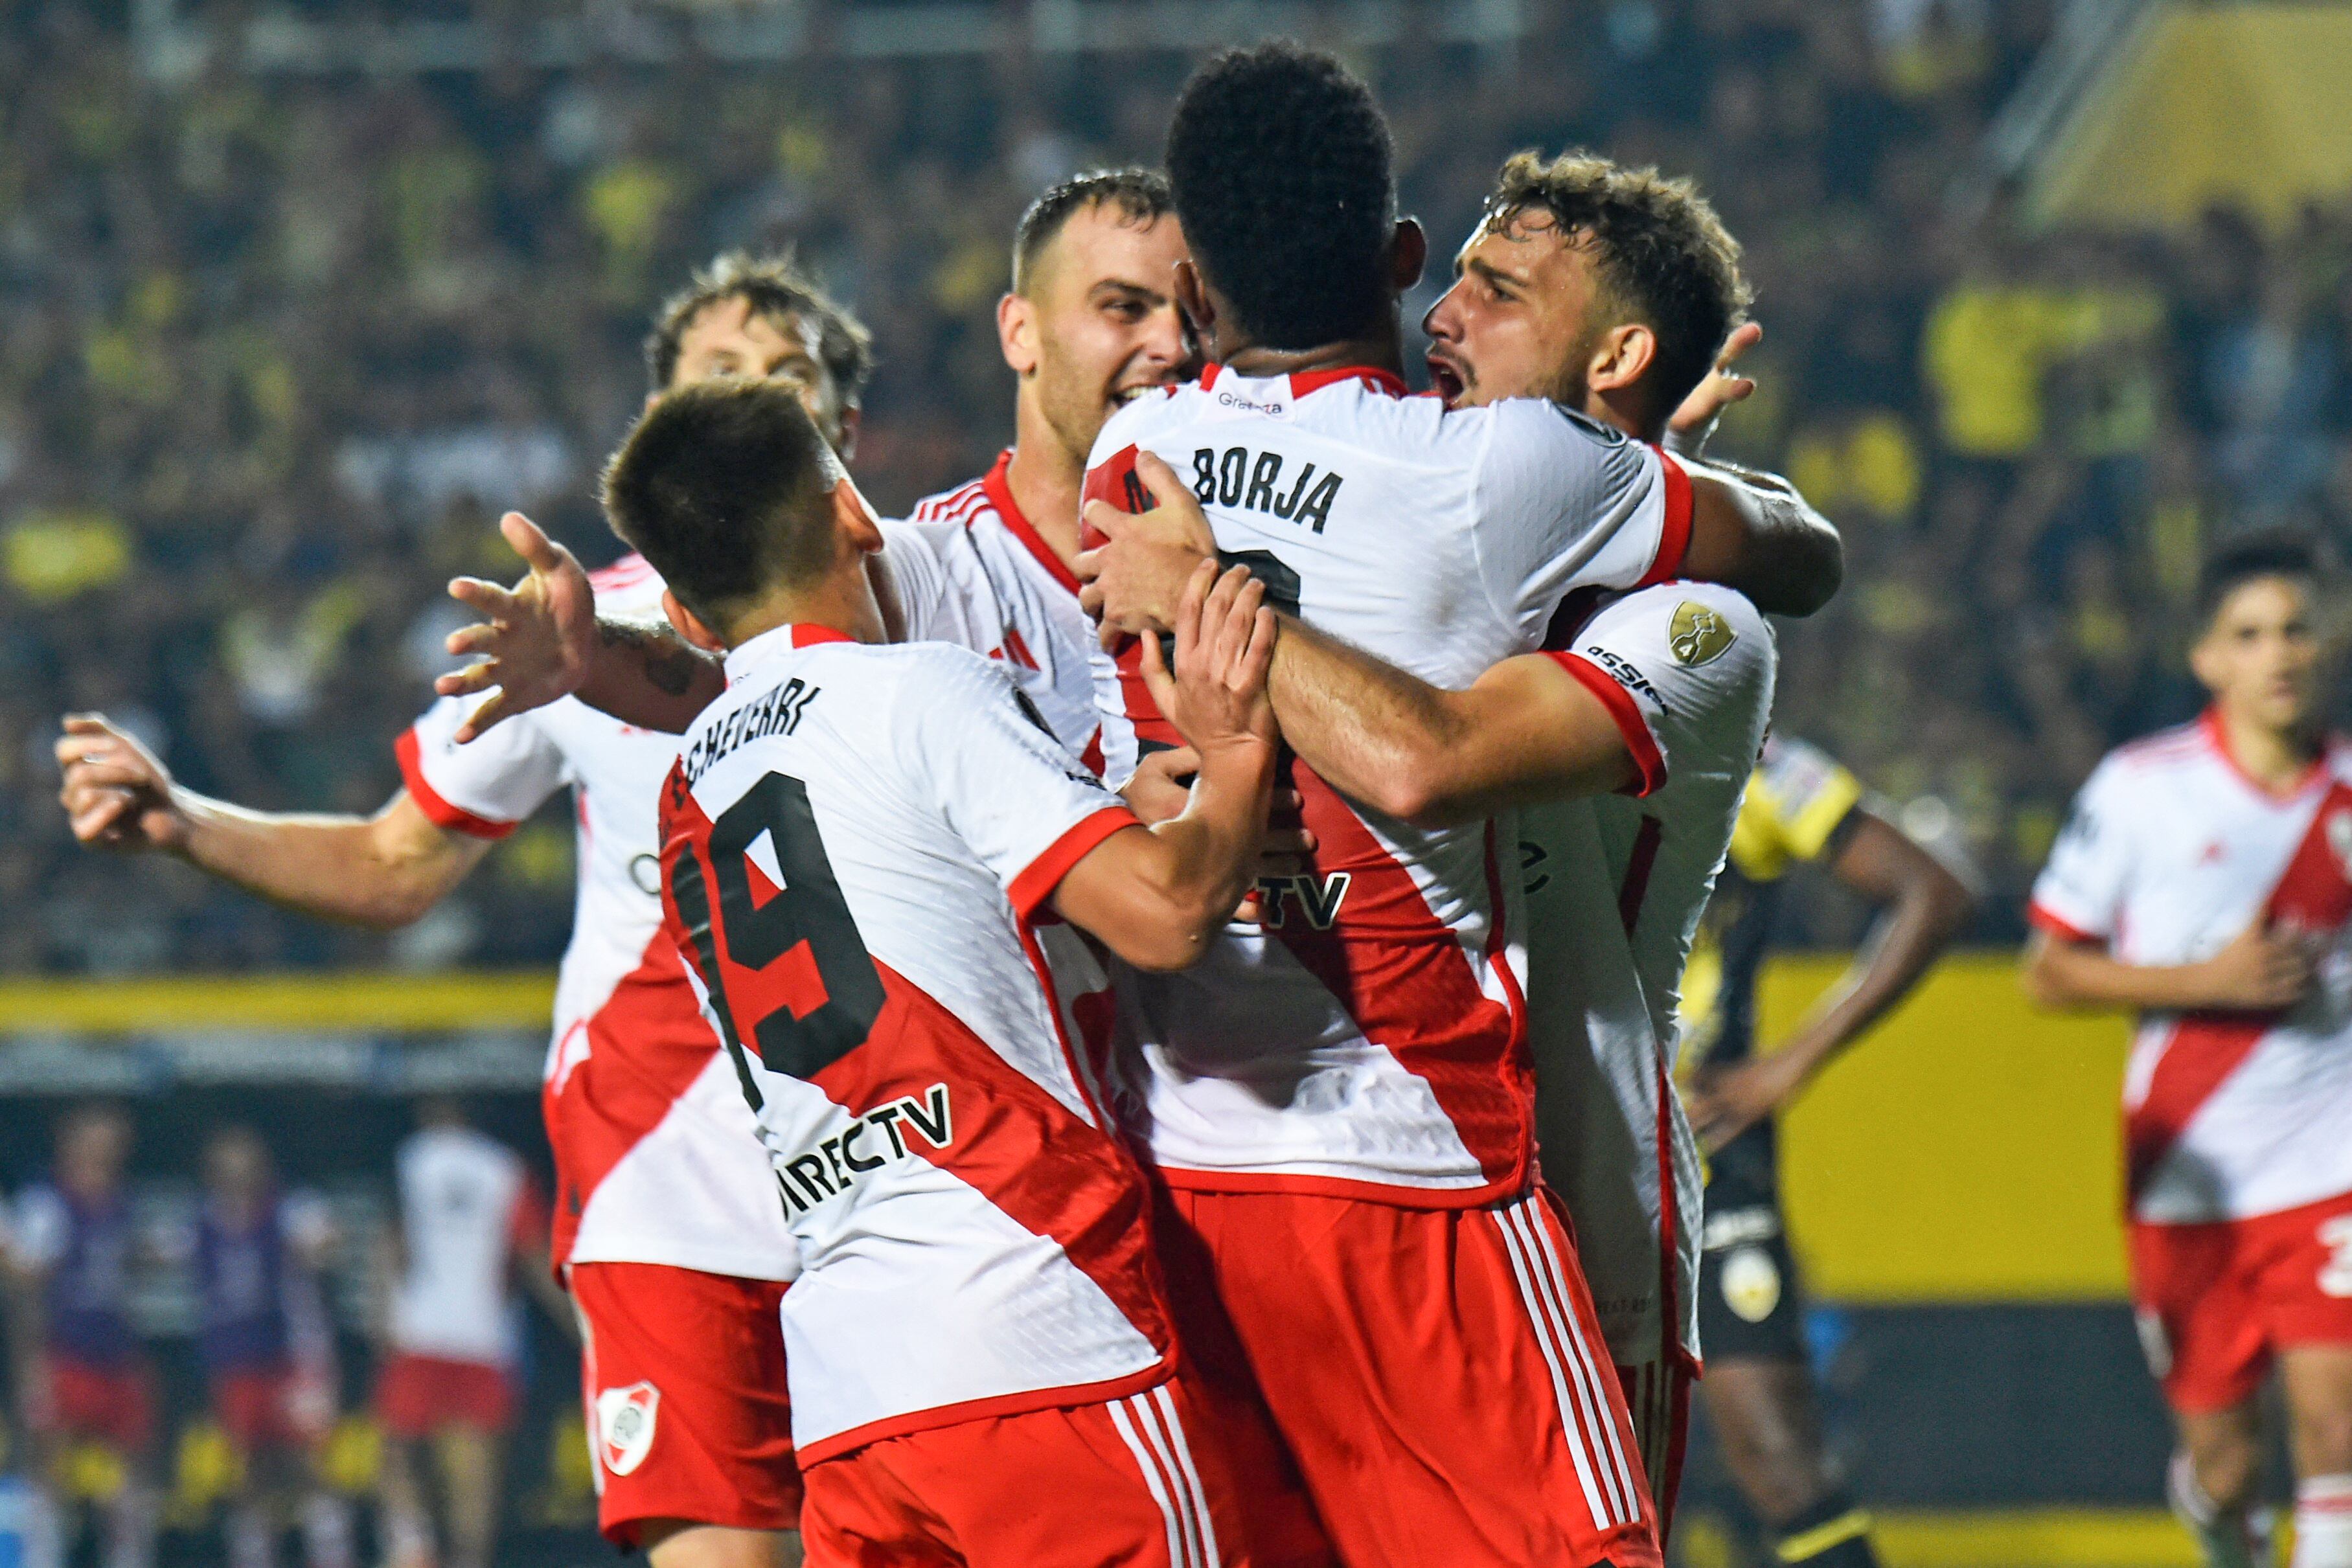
{"left": 63, "top": 38, "right": 1850, "bottom": 1568}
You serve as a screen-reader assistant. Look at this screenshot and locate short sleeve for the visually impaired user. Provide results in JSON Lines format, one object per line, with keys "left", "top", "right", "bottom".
{"left": 396, "top": 695, "right": 573, "bottom": 839}
{"left": 901, "top": 651, "right": 1139, "bottom": 921}
{"left": 1546, "top": 584, "right": 1775, "bottom": 799}
{"left": 1471, "top": 400, "right": 1692, "bottom": 642}
{"left": 10, "top": 1187, "right": 68, "bottom": 1271}
{"left": 877, "top": 516, "right": 962, "bottom": 647}
{"left": 2030, "top": 760, "right": 2134, "bottom": 944}
{"left": 1752, "top": 738, "right": 1866, "bottom": 865}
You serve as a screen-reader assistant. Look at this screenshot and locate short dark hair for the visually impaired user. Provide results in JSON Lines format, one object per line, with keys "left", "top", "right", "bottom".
{"left": 601, "top": 378, "right": 844, "bottom": 629}
{"left": 1485, "top": 151, "right": 1752, "bottom": 417}
{"left": 644, "top": 250, "right": 874, "bottom": 402}
{"left": 1012, "top": 168, "right": 1174, "bottom": 295}
{"left": 1165, "top": 41, "right": 1395, "bottom": 350}
{"left": 2197, "top": 529, "right": 2320, "bottom": 626}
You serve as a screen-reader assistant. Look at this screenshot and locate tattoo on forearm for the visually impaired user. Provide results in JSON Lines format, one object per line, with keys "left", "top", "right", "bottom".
{"left": 598, "top": 618, "right": 707, "bottom": 696}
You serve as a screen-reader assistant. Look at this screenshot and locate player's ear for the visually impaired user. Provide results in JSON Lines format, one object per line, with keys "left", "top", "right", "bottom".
{"left": 1389, "top": 218, "right": 1428, "bottom": 293}
{"left": 1588, "top": 322, "right": 1657, "bottom": 398}
{"left": 998, "top": 291, "right": 1038, "bottom": 378}
{"left": 833, "top": 478, "right": 885, "bottom": 556}
{"left": 661, "top": 589, "right": 727, "bottom": 654}
{"left": 1173, "top": 260, "right": 1216, "bottom": 350}
{"left": 832, "top": 405, "right": 862, "bottom": 468}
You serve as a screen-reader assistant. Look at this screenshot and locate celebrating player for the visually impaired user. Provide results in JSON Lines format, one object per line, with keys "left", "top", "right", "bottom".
{"left": 474, "top": 168, "right": 1191, "bottom": 765}
{"left": 3, "top": 1104, "right": 159, "bottom": 1568}
{"left": 191, "top": 1126, "right": 353, "bottom": 1568}
{"left": 604, "top": 376, "right": 1330, "bottom": 1567}
{"left": 54, "top": 249, "right": 873, "bottom": 1568}
{"left": 1071, "top": 47, "right": 1837, "bottom": 1568}
{"left": 2026, "top": 533, "right": 2352, "bottom": 1568}
{"left": 1079, "top": 147, "right": 1807, "bottom": 1535}
{"left": 372, "top": 1099, "right": 567, "bottom": 1568}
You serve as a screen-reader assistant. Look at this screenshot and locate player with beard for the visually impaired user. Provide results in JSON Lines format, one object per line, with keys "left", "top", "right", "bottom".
{"left": 56, "top": 251, "right": 874, "bottom": 1568}
{"left": 1080, "top": 140, "right": 1820, "bottom": 1543}
{"left": 444, "top": 170, "right": 1194, "bottom": 771}
{"left": 1072, "top": 49, "right": 1838, "bottom": 1568}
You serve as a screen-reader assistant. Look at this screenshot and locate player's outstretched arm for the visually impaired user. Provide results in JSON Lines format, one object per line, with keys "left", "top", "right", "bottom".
{"left": 1051, "top": 563, "right": 1281, "bottom": 972}
{"left": 1688, "top": 810, "right": 1974, "bottom": 1151}
{"left": 56, "top": 714, "right": 490, "bottom": 928}
{"left": 1678, "top": 457, "right": 1842, "bottom": 619}
{"left": 2022, "top": 921, "right": 2317, "bottom": 1014}
{"left": 435, "top": 512, "right": 726, "bottom": 738}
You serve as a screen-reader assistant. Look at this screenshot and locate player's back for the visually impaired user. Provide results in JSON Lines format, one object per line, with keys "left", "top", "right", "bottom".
{"left": 387, "top": 1124, "right": 531, "bottom": 1365}
{"left": 1522, "top": 582, "right": 1776, "bottom": 1366}
{"left": 2033, "top": 716, "right": 2352, "bottom": 1223}
{"left": 658, "top": 625, "right": 1175, "bottom": 1462}
{"left": 1084, "top": 365, "right": 1688, "bottom": 1206}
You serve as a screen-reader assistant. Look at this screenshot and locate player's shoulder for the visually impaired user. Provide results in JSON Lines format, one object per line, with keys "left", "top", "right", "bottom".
{"left": 2098, "top": 720, "right": 2209, "bottom": 787}
{"left": 588, "top": 552, "right": 668, "bottom": 617}
{"left": 906, "top": 472, "right": 993, "bottom": 528}
{"left": 1754, "top": 734, "right": 1849, "bottom": 795}
{"left": 1587, "top": 580, "right": 1772, "bottom": 660}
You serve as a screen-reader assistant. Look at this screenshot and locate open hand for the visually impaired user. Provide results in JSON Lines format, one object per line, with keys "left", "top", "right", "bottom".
{"left": 55, "top": 714, "right": 186, "bottom": 852}
{"left": 435, "top": 512, "right": 597, "bottom": 742}
{"left": 1667, "top": 321, "right": 1763, "bottom": 459}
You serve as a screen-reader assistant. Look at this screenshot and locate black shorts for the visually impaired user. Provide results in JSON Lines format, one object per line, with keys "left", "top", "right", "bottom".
{"left": 1696, "top": 1124, "right": 1807, "bottom": 1363}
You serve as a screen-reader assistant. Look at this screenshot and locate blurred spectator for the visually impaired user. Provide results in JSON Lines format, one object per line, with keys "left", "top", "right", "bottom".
{"left": 3, "top": 1104, "right": 161, "bottom": 1568}
{"left": 1, "top": 1, "right": 2348, "bottom": 960}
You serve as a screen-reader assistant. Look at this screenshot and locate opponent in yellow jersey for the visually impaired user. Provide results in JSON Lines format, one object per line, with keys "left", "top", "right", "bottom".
{"left": 1679, "top": 737, "right": 1972, "bottom": 1568}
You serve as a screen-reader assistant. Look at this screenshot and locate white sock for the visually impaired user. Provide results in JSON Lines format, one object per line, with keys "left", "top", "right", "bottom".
{"left": 300, "top": 1492, "right": 356, "bottom": 1568}
{"left": 2295, "top": 1474, "right": 2352, "bottom": 1568}
{"left": 2173, "top": 1451, "right": 2261, "bottom": 1568}
{"left": 227, "top": 1502, "right": 276, "bottom": 1568}
{"left": 102, "top": 1483, "right": 157, "bottom": 1568}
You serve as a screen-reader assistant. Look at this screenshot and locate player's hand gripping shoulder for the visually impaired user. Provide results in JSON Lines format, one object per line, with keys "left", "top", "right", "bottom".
{"left": 1051, "top": 563, "right": 1281, "bottom": 972}
{"left": 1077, "top": 452, "right": 1218, "bottom": 649}
{"left": 436, "top": 512, "right": 725, "bottom": 739}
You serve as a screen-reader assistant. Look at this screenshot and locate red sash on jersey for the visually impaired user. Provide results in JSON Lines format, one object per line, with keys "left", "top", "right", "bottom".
{"left": 2127, "top": 779, "right": 2352, "bottom": 1202}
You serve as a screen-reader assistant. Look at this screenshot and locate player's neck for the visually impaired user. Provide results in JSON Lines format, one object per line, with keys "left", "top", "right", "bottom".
{"left": 1582, "top": 387, "right": 1662, "bottom": 445}
{"left": 1213, "top": 315, "right": 1406, "bottom": 383}
{"left": 1002, "top": 417, "right": 1083, "bottom": 569}
{"left": 2213, "top": 703, "right": 2323, "bottom": 793}
{"left": 721, "top": 577, "right": 887, "bottom": 653}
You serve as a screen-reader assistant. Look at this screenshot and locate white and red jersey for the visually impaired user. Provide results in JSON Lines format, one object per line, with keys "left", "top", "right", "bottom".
{"left": 2031, "top": 712, "right": 2352, "bottom": 1225}
{"left": 396, "top": 554, "right": 796, "bottom": 1282}
{"left": 657, "top": 624, "right": 1175, "bottom": 1464}
{"left": 385, "top": 1124, "right": 545, "bottom": 1367}
{"left": 1084, "top": 366, "right": 1692, "bottom": 1207}
{"left": 1522, "top": 583, "right": 1776, "bottom": 1366}
{"left": 884, "top": 448, "right": 1104, "bottom": 767}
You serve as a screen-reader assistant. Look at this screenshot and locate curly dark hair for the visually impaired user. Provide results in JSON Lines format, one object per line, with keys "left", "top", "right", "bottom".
{"left": 643, "top": 249, "right": 874, "bottom": 402}
{"left": 1011, "top": 168, "right": 1174, "bottom": 295}
{"left": 1165, "top": 41, "right": 1395, "bottom": 351}
{"left": 1485, "top": 151, "right": 1752, "bottom": 418}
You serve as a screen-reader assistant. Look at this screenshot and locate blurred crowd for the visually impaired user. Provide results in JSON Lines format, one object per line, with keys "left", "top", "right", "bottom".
{"left": 5, "top": 0, "right": 2352, "bottom": 971}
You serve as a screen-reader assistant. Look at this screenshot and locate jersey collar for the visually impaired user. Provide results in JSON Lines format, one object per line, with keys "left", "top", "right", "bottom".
{"left": 981, "top": 448, "right": 1083, "bottom": 598}
{"left": 723, "top": 622, "right": 855, "bottom": 683}
{"left": 1198, "top": 362, "right": 1409, "bottom": 399}
{"left": 2198, "top": 706, "right": 2332, "bottom": 802}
